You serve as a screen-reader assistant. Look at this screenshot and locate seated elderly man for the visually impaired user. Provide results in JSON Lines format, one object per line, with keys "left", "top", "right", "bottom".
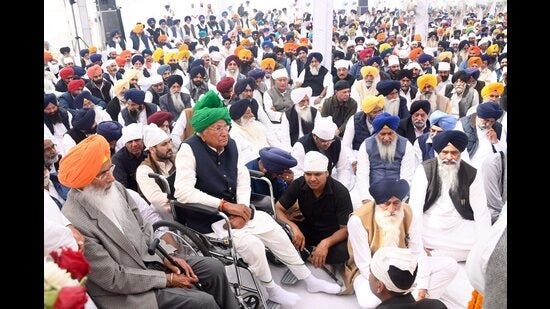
{"left": 229, "top": 98, "right": 270, "bottom": 165}
{"left": 376, "top": 80, "right": 409, "bottom": 119}
{"left": 396, "top": 100, "right": 431, "bottom": 144}
{"left": 369, "top": 247, "right": 448, "bottom": 309}
{"left": 173, "top": 92, "right": 342, "bottom": 306}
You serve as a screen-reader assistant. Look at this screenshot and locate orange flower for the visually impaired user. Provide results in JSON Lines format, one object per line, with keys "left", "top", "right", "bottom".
{"left": 467, "top": 290, "right": 484, "bottom": 309}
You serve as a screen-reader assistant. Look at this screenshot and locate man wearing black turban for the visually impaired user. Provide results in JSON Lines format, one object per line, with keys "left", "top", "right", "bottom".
{"left": 396, "top": 100, "right": 431, "bottom": 144}
{"left": 294, "top": 51, "right": 333, "bottom": 108}
{"left": 409, "top": 130, "right": 492, "bottom": 265}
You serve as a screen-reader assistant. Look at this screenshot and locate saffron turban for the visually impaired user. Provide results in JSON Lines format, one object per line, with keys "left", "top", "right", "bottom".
{"left": 238, "top": 48, "right": 253, "bottom": 61}
{"left": 360, "top": 66, "right": 379, "bottom": 79}
{"left": 58, "top": 134, "right": 111, "bottom": 188}
{"left": 362, "top": 95, "right": 385, "bottom": 114}
{"left": 152, "top": 49, "right": 165, "bottom": 62}
{"left": 68, "top": 79, "right": 85, "bottom": 92}
{"left": 115, "top": 56, "right": 126, "bottom": 67}
{"left": 432, "top": 130, "right": 468, "bottom": 153}
{"left": 429, "top": 111, "right": 457, "bottom": 131}
{"left": 467, "top": 57, "right": 482, "bottom": 68}
{"left": 417, "top": 74, "right": 438, "bottom": 90}
{"left": 259, "top": 147, "right": 297, "bottom": 173}
{"left": 194, "top": 90, "right": 224, "bottom": 111}
{"left": 372, "top": 112, "right": 400, "bottom": 133}
{"left": 477, "top": 102, "right": 503, "bottom": 119}
{"left": 468, "top": 46, "right": 481, "bottom": 56}
{"left": 44, "top": 51, "right": 54, "bottom": 62}
{"left": 408, "top": 47, "right": 423, "bottom": 61}
{"left": 229, "top": 99, "right": 259, "bottom": 120}
{"left": 147, "top": 111, "right": 173, "bottom": 127}
{"left": 291, "top": 87, "right": 312, "bottom": 104}
{"left": 86, "top": 64, "right": 102, "bottom": 79}
{"left": 96, "top": 120, "right": 123, "bottom": 142}
{"left": 124, "top": 88, "right": 145, "bottom": 104}
{"left": 216, "top": 77, "right": 235, "bottom": 93}
{"left": 261, "top": 58, "right": 275, "bottom": 70}
{"left": 190, "top": 107, "right": 231, "bottom": 133}
{"left": 370, "top": 247, "right": 418, "bottom": 293}
{"left": 481, "top": 82, "right": 504, "bottom": 99}
{"left": 303, "top": 151, "right": 329, "bottom": 172}
{"left": 369, "top": 179, "right": 410, "bottom": 205}
{"left": 376, "top": 80, "right": 400, "bottom": 96}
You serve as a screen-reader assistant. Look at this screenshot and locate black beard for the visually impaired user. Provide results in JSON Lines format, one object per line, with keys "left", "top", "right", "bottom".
{"left": 192, "top": 80, "right": 203, "bottom": 87}
{"left": 169, "top": 63, "right": 178, "bottom": 71}
{"left": 129, "top": 108, "right": 140, "bottom": 119}
{"left": 94, "top": 79, "right": 103, "bottom": 86}
{"left": 45, "top": 110, "right": 62, "bottom": 123}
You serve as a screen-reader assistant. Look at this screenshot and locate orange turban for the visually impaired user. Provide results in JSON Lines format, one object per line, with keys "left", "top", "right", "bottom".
{"left": 240, "top": 38, "right": 251, "bottom": 46}
{"left": 115, "top": 56, "right": 126, "bottom": 66}
{"left": 481, "top": 82, "right": 504, "bottom": 99}
{"left": 58, "top": 135, "right": 111, "bottom": 189}
{"left": 417, "top": 74, "right": 438, "bottom": 90}
{"left": 88, "top": 46, "right": 98, "bottom": 53}
{"left": 284, "top": 43, "right": 299, "bottom": 53}
{"left": 178, "top": 43, "right": 189, "bottom": 51}
{"left": 234, "top": 45, "right": 244, "bottom": 56}
{"left": 362, "top": 95, "right": 385, "bottom": 113}
{"left": 467, "top": 57, "right": 482, "bottom": 68}
{"left": 360, "top": 65, "right": 379, "bottom": 78}
{"left": 157, "top": 35, "right": 168, "bottom": 43}
{"left": 86, "top": 64, "right": 103, "bottom": 79}
{"left": 299, "top": 37, "right": 309, "bottom": 46}
{"left": 413, "top": 33, "right": 422, "bottom": 42}
{"left": 120, "top": 50, "right": 132, "bottom": 59}
{"left": 468, "top": 46, "right": 481, "bottom": 56}
{"left": 409, "top": 48, "right": 423, "bottom": 61}
{"left": 261, "top": 58, "right": 275, "bottom": 70}
{"left": 376, "top": 32, "right": 386, "bottom": 42}
{"left": 237, "top": 48, "right": 253, "bottom": 61}
{"left": 44, "top": 51, "right": 53, "bottom": 62}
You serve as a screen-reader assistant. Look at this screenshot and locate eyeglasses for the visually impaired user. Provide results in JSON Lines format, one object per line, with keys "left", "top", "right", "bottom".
{"left": 96, "top": 164, "right": 115, "bottom": 180}
{"left": 208, "top": 124, "right": 231, "bottom": 133}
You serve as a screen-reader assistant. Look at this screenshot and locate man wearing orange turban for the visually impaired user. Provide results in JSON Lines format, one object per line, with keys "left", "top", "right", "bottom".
{"left": 480, "top": 82, "right": 504, "bottom": 102}
{"left": 59, "top": 134, "right": 240, "bottom": 309}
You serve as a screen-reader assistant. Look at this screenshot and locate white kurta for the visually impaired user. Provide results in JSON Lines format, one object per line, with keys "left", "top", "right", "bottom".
{"left": 229, "top": 121, "right": 270, "bottom": 166}
{"left": 135, "top": 160, "right": 175, "bottom": 221}
{"left": 454, "top": 120, "right": 507, "bottom": 170}
{"left": 44, "top": 190, "right": 76, "bottom": 256}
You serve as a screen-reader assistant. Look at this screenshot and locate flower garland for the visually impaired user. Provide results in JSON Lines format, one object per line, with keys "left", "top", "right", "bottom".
{"left": 467, "top": 289, "right": 484, "bottom": 309}
{"left": 44, "top": 247, "right": 90, "bottom": 309}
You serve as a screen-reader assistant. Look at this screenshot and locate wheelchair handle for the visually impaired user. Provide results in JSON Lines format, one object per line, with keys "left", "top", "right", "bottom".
{"left": 148, "top": 172, "right": 171, "bottom": 195}
{"left": 248, "top": 169, "right": 265, "bottom": 178}
{"left": 183, "top": 203, "right": 220, "bottom": 215}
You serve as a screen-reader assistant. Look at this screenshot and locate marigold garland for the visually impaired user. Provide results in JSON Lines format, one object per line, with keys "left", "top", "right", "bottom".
{"left": 467, "top": 289, "right": 484, "bottom": 309}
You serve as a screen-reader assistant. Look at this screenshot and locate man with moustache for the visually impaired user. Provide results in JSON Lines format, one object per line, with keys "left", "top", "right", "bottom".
{"left": 321, "top": 80, "right": 357, "bottom": 138}
{"left": 413, "top": 74, "right": 452, "bottom": 115}
{"left": 408, "top": 130, "right": 491, "bottom": 262}
{"left": 396, "top": 100, "right": 431, "bottom": 144}
{"left": 345, "top": 179, "right": 458, "bottom": 303}
{"left": 294, "top": 52, "right": 333, "bottom": 109}
{"left": 136, "top": 124, "right": 176, "bottom": 221}
{"left": 356, "top": 113, "right": 416, "bottom": 205}
{"left": 119, "top": 88, "right": 159, "bottom": 126}
{"left": 435, "top": 62, "right": 453, "bottom": 96}
{"left": 62, "top": 108, "right": 97, "bottom": 152}
{"left": 396, "top": 69, "right": 418, "bottom": 110}
{"left": 85, "top": 64, "right": 112, "bottom": 102}
{"left": 443, "top": 70, "right": 479, "bottom": 118}
{"left": 222, "top": 55, "right": 246, "bottom": 82}
{"left": 283, "top": 87, "right": 319, "bottom": 146}
{"left": 187, "top": 65, "right": 210, "bottom": 102}
{"left": 144, "top": 75, "right": 169, "bottom": 105}
{"left": 376, "top": 80, "right": 409, "bottom": 119}
{"left": 290, "top": 45, "right": 309, "bottom": 83}
{"left": 263, "top": 69, "right": 293, "bottom": 124}
{"left": 350, "top": 66, "right": 380, "bottom": 109}
{"left": 44, "top": 93, "right": 73, "bottom": 156}
{"left": 58, "top": 135, "right": 240, "bottom": 309}
{"left": 159, "top": 75, "right": 193, "bottom": 121}
{"left": 111, "top": 123, "right": 147, "bottom": 192}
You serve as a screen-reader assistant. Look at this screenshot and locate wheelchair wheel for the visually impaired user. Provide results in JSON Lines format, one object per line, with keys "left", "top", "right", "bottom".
{"left": 153, "top": 220, "right": 211, "bottom": 257}
{"left": 240, "top": 291, "right": 262, "bottom": 309}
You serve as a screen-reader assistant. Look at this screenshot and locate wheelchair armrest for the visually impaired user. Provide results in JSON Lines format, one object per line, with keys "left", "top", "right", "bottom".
{"left": 275, "top": 219, "right": 294, "bottom": 239}
{"left": 248, "top": 169, "right": 265, "bottom": 178}
{"left": 176, "top": 202, "right": 220, "bottom": 216}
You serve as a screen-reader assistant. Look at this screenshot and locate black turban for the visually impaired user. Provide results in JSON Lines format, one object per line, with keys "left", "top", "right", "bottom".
{"left": 366, "top": 56, "right": 382, "bottom": 66}
{"left": 166, "top": 75, "right": 184, "bottom": 88}
{"left": 334, "top": 80, "right": 351, "bottom": 91}
{"left": 452, "top": 70, "right": 469, "bottom": 83}
{"left": 71, "top": 108, "right": 96, "bottom": 131}
{"left": 369, "top": 179, "right": 410, "bottom": 205}
{"left": 409, "top": 100, "right": 430, "bottom": 115}
{"left": 376, "top": 80, "right": 401, "bottom": 96}
{"left": 131, "top": 54, "right": 144, "bottom": 64}
{"left": 229, "top": 98, "right": 259, "bottom": 120}
{"left": 44, "top": 93, "right": 57, "bottom": 108}
{"left": 396, "top": 69, "right": 413, "bottom": 81}
{"left": 296, "top": 45, "right": 308, "bottom": 55}
{"left": 189, "top": 65, "right": 207, "bottom": 78}
{"left": 477, "top": 102, "right": 503, "bottom": 119}
{"left": 189, "top": 59, "right": 205, "bottom": 70}
{"left": 432, "top": 130, "right": 468, "bottom": 153}
{"left": 372, "top": 112, "right": 400, "bottom": 133}
{"left": 259, "top": 147, "right": 297, "bottom": 173}
{"left": 306, "top": 52, "right": 323, "bottom": 65}
{"left": 234, "top": 77, "right": 256, "bottom": 96}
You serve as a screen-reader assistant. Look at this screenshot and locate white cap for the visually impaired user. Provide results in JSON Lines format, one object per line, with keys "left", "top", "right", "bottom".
{"left": 143, "top": 123, "right": 170, "bottom": 148}
{"left": 388, "top": 55, "right": 400, "bottom": 66}
{"left": 210, "top": 51, "right": 222, "bottom": 62}
{"left": 149, "top": 74, "right": 163, "bottom": 85}
{"left": 291, "top": 87, "right": 312, "bottom": 104}
{"left": 334, "top": 59, "right": 351, "bottom": 69}
{"left": 119, "top": 123, "right": 143, "bottom": 145}
{"left": 272, "top": 68, "right": 289, "bottom": 80}
{"left": 303, "top": 151, "right": 329, "bottom": 172}
{"left": 438, "top": 62, "right": 451, "bottom": 71}
{"left": 311, "top": 116, "right": 337, "bottom": 140}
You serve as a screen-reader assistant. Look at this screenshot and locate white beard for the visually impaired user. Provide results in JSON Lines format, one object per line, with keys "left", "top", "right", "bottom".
{"left": 384, "top": 97, "right": 400, "bottom": 116}
{"left": 171, "top": 93, "right": 185, "bottom": 112}
{"left": 179, "top": 61, "right": 189, "bottom": 72}
{"left": 226, "top": 68, "right": 240, "bottom": 78}
{"left": 81, "top": 185, "right": 128, "bottom": 232}
{"left": 309, "top": 65, "right": 319, "bottom": 75}
{"left": 234, "top": 118, "right": 268, "bottom": 146}
{"left": 295, "top": 104, "right": 313, "bottom": 123}
{"left": 376, "top": 136, "right": 397, "bottom": 163}
{"left": 419, "top": 92, "right": 438, "bottom": 112}
{"left": 374, "top": 205, "right": 405, "bottom": 247}
{"left": 437, "top": 157, "right": 460, "bottom": 192}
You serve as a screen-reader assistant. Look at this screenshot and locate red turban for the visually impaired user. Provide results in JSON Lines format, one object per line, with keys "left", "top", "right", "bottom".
{"left": 68, "top": 79, "right": 85, "bottom": 92}
{"left": 59, "top": 67, "right": 74, "bottom": 80}
{"left": 86, "top": 64, "right": 103, "bottom": 79}
{"left": 147, "top": 111, "right": 173, "bottom": 126}
{"left": 216, "top": 76, "right": 235, "bottom": 93}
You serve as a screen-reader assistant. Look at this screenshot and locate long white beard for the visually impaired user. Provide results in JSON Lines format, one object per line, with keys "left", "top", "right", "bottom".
{"left": 309, "top": 65, "right": 319, "bottom": 75}
{"left": 179, "top": 61, "right": 189, "bottom": 72}
{"left": 437, "top": 157, "right": 460, "bottom": 192}
{"left": 171, "top": 93, "right": 185, "bottom": 112}
{"left": 295, "top": 104, "right": 313, "bottom": 123}
{"left": 419, "top": 92, "right": 438, "bottom": 112}
{"left": 235, "top": 118, "right": 268, "bottom": 146}
{"left": 374, "top": 205, "right": 405, "bottom": 247}
{"left": 226, "top": 69, "right": 239, "bottom": 78}
{"left": 376, "top": 134, "right": 397, "bottom": 163}
{"left": 384, "top": 97, "right": 400, "bottom": 116}
{"left": 81, "top": 185, "right": 128, "bottom": 231}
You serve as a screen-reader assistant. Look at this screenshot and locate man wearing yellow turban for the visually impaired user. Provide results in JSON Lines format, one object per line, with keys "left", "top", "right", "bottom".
{"left": 414, "top": 73, "right": 452, "bottom": 115}
{"left": 59, "top": 135, "right": 240, "bottom": 309}
{"left": 480, "top": 82, "right": 504, "bottom": 103}
{"left": 350, "top": 65, "right": 379, "bottom": 106}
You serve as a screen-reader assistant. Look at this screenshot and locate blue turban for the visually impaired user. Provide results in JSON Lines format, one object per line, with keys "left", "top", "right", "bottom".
{"left": 189, "top": 65, "right": 206, "bottom": 78}
{"left": 189, "top": 59, "right": 205, "bottom": 70}
{"left": 131, "top": 54, "right": 144, "bottom": 64}
{"left": 372, "top": 112, "right": 400, "bottom": 133}
{"left": 261, "top": 41, "right": 274, "bottom": 49}
{"left": 366, "top": 56, "right": 382, "bottom": 66}
{"left": 166, "top": 75, "right": 184, "bottom": 88}
{"left": 157, "top": 64, "right": 171, "bottom": 75}
{"left": 376, "top": 80, "right": 401, "bottom": 96}
{"left": 477, "top": 102, "right": 503, "bottom": 119}
{"left": 141, "top": 49, "right": 153, "bottom": 56}
{"left": 71, "top": 108, "right": 96, "bottom": 131}
{"left": 79, "top": 49, "right": 89, "bottom": 57}
{"left": 438, "top": 41, "right": 449, "bottom": 49}
{"left": 409, "top": 100, "right": 430, "bottom": 115}
{"left": 90, "top": 54, "right": 102, "bottom": 63}
{"left": 369, "top": 179, "right": 410, "bottom": 205}
{"left": 429, "top": 111, "right": 457, "bottom": 131}
{"left": 44, "top": 93, "right": 57, "bottom": 108}
{"left": 417, "top": 53, "right": 433, "bottom": 64}
{"left": 259, "top": 147, "right": 297, "bottom": 173}
{"left": 229, "top": 99, "right": 259, "bottom": 120}
{"left": 306, "top": 52, "right": 323, "bottom": 65}
{"left": 234, "top": 77, "right": 256, "bottom": 96}
{"left": 124, "top": 88, "right": 145, "bottom": 104}
{"left": 464, "top": 68, "right": 480, "bottom": 80}
{"left": 432, "top": 130, "right": 468, "bottom": 153}
{"left": 74, "top": 91, "right": 94, "bottom": 109}
{"left": 96, "top": 120, "right": 123, "bottom": 142}
{"left": 248, "top": 68, "right": 265, "bottom": 80}
{"left": 72, "top": 66, "right": 87, "bottom": 78}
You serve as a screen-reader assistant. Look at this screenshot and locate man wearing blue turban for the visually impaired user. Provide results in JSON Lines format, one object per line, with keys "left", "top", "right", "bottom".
{"left": 356, "top": 112, "right": 417, "bottom": 204}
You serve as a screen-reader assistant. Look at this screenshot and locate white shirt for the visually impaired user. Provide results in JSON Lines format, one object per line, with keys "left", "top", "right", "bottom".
{"left": 136, "top": 160, "right": 175, "bottom": 220}
{"left": 229, "top": 121, "right": 270, "bottom": 166}
{"left": 44, "top": 190, "right": 76, "bottom": 256}
{"left": 454, "top": 120, "right": 507, "bottom": 170}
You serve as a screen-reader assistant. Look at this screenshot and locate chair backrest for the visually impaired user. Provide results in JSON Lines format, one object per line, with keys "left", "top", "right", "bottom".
{"left": 250, "top": 193, "right": 273, "bottom": 215}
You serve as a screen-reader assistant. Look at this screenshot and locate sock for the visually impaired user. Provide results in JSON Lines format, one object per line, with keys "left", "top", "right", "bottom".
{"left": 303, "top": 274, "right": 342, "bottom": 294}
{"left": 265, "top": 284, "right": 301, "bottom": 306}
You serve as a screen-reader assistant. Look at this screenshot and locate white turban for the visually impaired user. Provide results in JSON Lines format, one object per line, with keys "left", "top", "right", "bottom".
{"left": 119, "top": 123, "right": 143, "bottom": 145}
{"left": 149, "top": 74, "right": 163, "bottom": 85}
{"left": 303, "top": 151, "right": 329, "bottom": 172}
{"left": 271, "top": 68, "right": 289, "bottom": 80}
{"left": 143, "top": 123, "right": 170, "bottom": 148}
{"left": 370, "top": 247, "right": 418, "bottom": 294}
{"left": 291, "top": 87, "right": 312, "bottom": 104}
{"left": 312, "top": 116, "right": 337, "bottom": 140}
{"left": 334, "top": 59, "right": 351, "bottom": 70}
{"left": 388, "top": 55, "right": 400, "bottom": 67}
{"left": 437, "top": 62, "right": 451, "bottom": 72}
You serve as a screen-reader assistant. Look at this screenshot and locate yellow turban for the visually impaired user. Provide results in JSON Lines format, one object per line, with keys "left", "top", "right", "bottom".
{"left": 417, "top": 74, "right": 438, "bottom": 89}
{"left": 177, "top": 50, "right": 191, "bottom": 60}
{"left": 88, "top": 46, "right": 98, "bottom": 53}
{"left": 362, "top": 95, "right": 385, "bottom": 114}
{"left": 486, "top": 44, "right": 499, "bottom": 55}
{"left": 481, "top": 82, "right": 504, "bottom": 99}
{"left": 164, "top": 52, "right": 177, "bottom": 62}
{"left": 178, "top": 43, "right": 189, "bottom": 51}
{"left": 240, "top": 38, "right": 251, "bottom": 46}
{"left": 379, "top": 43, "right": 391, "bottom": 54}
{"left": 261, "top": 58, "right": 276, "bottom": 70}
{"left": 360, "top": 65, "right": 379, "bottom": 79}
{"left": 467, "top": 57, "right": 482, "bottom": 68}
{"left": 152, "top": 48, "right": 165, "bottom": 62}
{"left": 238, "top": 48, "right": 253, "bottom": 61}
{"left": 113, "top": 79, "right": 130, "bottom": 96}
{"left": 58, "top": 135, "right": 111, "bottom": 189}
{"left": 234, "top": 45, "right": 244, "bottom": 56}
{"left": 437, "top": 51, "right": 453, "bottom": 62}
{"left": 133, "top": 23, "right": 144, "bottom": 34}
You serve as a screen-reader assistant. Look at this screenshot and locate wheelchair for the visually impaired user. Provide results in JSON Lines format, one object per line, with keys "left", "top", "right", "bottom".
{"left": 148, "top": 171, "right": 285, "bottom": 309}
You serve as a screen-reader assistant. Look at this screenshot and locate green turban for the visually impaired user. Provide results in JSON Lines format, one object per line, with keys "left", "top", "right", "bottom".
{"left": 193, "top": 90, "right": 224, "bottom": 111}
{"left": 191, "top": 107, "right": 231, "bottom": 133}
